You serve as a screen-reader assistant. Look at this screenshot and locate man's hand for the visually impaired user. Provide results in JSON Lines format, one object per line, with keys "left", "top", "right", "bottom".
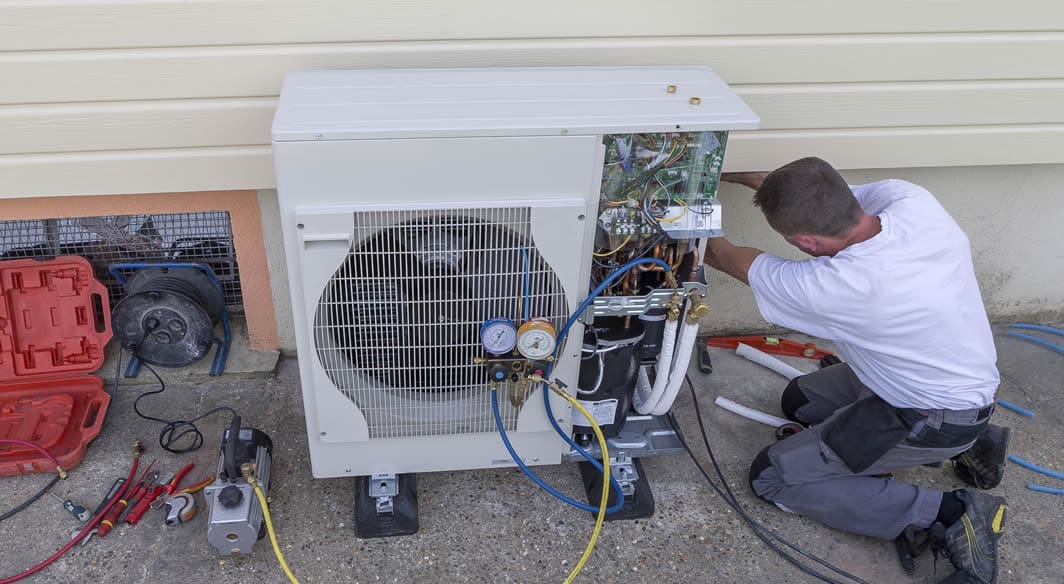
{"left": 721, "top": 171, "right": 769, "bottom": 191}
{"left": 704, "top": 237, "right": 764, "bottom": 286}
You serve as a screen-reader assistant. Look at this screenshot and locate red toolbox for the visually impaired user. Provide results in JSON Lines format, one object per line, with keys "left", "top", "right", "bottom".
{"left": 0, "top": 256, "right": 112, "bottom": 476}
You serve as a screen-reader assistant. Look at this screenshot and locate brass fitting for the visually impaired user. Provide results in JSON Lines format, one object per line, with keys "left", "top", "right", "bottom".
{"left": 664, "top": 272, "right": 679, "bottom": 290}
{"left": 56, "top": 465, "right": 68, "bottom": 480}
{"left": 685, "top": 290, "right": 709, "bottom": 324}
{"left": 666, "top": 293, "right": 683, "bottom": 321}
{"left": 527, "top": 374, "right": 567, "bottom": 397}
{"left": 240, "top": 463, "right": 257, "bottom": 482}
{"left": 510, "top": 377, "right": 530, "bottom": 408}
{"left": 132, "top": 439, "right": 144, "bottom": 458}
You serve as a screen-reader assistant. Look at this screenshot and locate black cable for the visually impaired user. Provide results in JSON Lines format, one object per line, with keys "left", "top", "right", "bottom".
{"left": 684, "top": 375, "right": 874, "bottom": 582}
{"left": 124, "top": 352, "right": 237, "bottom": 454}
{"left": 0, "top": 474, "right": 61, "bottom": 523}
{"left": 669, "top": 374, "right": 874, "bottom": 584}
{"left": 668, "top": 413, "right": 853, "bottom": 584}
{"left": 688, "top": 201, "right": 717, "bottom": 215}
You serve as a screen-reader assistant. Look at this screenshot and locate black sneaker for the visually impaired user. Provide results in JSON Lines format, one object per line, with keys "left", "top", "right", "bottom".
{"left": 951, "top": 424, "right": 1011, "bottom": 489}
{"left": 931, "top": 490, "right": 1007, "bottom": 584}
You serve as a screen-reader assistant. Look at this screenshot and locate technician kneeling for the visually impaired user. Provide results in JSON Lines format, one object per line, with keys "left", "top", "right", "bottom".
{"left": 703, "top": 157, "right": 1009, "bottom": 584}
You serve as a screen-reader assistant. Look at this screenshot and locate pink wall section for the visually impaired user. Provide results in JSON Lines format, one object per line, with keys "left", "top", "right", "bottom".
{"left": 0, "top": 191, "right": 280, "bottom": 351}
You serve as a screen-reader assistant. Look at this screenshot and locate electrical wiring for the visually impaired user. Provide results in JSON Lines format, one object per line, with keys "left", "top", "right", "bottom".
{"left": 127, "top": 356, "right": 237, "bottom": 453}
{"left": 244, "top": 466, "right": 300, "bottom": 584}
{"left": 689, "top": 199, "right": 717, "bottom": 215}
{"left": 674, "top": 375, "right": 872, "bottom": 584}
{"left": 654, "top": 200, "right": 688, "bottom": 224}
{"left": 592, "top": 234, "right": 631, "bottom": 258}
{"left": 575, "top": 352, "right": 605, "bottom": 396}
{"left": 0, "top": 442, "right": 142, "bottom": 584}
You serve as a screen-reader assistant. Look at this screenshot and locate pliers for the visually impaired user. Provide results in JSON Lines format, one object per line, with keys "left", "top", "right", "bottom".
{"left": 155, "top": 463, "right": 214, "bottom": 526}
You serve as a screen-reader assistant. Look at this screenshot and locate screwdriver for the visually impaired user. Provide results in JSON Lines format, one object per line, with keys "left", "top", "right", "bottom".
{"left": 48, "top": 491, "right": 90, "bottom": 521}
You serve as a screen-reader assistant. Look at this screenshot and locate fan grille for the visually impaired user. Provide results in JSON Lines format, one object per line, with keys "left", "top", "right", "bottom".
{"left": 313, "top": 207, "right": 569, "bottom": 439}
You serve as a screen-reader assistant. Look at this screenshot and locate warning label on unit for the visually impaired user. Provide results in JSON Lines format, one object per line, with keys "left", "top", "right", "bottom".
{"left": 571, "top": 399, "right": 618, "bottom": 427}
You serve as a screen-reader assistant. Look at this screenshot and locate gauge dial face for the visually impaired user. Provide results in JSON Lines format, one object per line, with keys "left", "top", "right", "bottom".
{"left": 516, "top": 319, "right": 557, "bottom": 360}
{"left": 481, "top": 319, "right": 518, "bottom": 355}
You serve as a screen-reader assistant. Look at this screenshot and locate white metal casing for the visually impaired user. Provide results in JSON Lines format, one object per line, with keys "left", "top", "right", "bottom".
{"left": 272, "top": 66, "right": 759, "bottom": 141}
{"left": 272, "top": 67, "right": 758, "bottom": 479}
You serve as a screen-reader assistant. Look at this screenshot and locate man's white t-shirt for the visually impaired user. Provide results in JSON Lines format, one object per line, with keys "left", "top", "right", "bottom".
{"left": 747, "top": 179, "right": 998, "bottom": 410}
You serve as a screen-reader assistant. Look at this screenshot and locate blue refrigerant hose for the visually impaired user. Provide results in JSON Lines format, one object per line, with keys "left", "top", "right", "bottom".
{"left": 1008, "top": 455, "right": 1064, "bottom": 481}
{"left": 1007, "top": 323, "right": 1064, "bottom": 355}
{"left": 995, "top": 399, "right": 1034, "bottom": 418}
{"left": 493, "top": 257, "right": 673, "bottom": 513}
{"left": 491, "top": 388, "right": 623, "bottom": 514}
{"left": 540, "top": 258, "right": 674, "bottom": 500}
{"left": 1026, "top": 484, "right": 1064, "bottom": 496}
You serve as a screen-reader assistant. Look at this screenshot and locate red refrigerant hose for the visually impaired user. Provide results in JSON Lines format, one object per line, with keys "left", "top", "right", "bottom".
{"left": 0, "top": 441, "right": 143, "bottom": 584}
{"left": 0, "top": 438, "right": 67, "bottom": 478}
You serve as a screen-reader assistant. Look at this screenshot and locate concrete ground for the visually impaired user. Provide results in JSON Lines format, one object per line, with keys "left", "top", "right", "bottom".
{"left": 2, "top": 326, "right": 1062, "bottom": 583}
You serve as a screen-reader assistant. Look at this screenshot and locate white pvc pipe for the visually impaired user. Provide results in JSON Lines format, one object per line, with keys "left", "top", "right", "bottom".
{"left": 714, "top": 396, "right": 792, "bottom": 428}
{"left": 650, "top": 319, "right": 699, "bottom": 415}
{"left": 633, "top": 318, "right": 679, "bottom": 414}
{"left": 736, "top": 343, "right": 805, "bottom": 380}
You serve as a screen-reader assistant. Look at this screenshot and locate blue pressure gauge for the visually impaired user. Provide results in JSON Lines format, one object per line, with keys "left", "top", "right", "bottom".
{"left": 480, "top": 318, "right": 518, "bottom": 355}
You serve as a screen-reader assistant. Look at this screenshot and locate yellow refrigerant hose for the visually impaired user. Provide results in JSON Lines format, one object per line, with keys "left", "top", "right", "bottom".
{"left": 242, "top": 464, "right": 301, "bottom": 584}
{"left": 235, "top": 385, "right": 609, "bottom": 584}
{"left": 541, "top": 380, "right": 612, "bottom": 584}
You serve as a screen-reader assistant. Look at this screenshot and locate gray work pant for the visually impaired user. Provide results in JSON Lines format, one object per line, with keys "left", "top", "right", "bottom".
{"left": 749, "top": 364, "right": 991, "bottom": 540}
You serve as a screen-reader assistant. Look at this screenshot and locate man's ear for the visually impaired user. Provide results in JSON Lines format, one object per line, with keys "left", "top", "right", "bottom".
{"left": 791, "top": 234, "right": 818, "bottom": 254}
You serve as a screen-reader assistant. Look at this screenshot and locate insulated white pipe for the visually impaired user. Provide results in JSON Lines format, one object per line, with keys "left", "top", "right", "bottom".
{"left": 649, "top": 319, "right": 699, "bottom": 415}
{"left": 736, "top": 343, "right": 805, "bottom": 380}
{"left": 714, "top": 396, "right": 792, "bottom": 428}
{"left": 633, "top": 318, "right": 679, "bottom": 414}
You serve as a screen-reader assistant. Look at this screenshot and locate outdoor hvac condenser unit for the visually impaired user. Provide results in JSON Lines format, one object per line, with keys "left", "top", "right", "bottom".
{"left": 273, "top": 67, "right": 757, "bottom": 535}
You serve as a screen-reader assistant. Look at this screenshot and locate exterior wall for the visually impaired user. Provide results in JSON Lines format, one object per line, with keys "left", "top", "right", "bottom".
{"left": 2, "top": 2, "right": 1064, "bottom": 196}
{"left": 707, "top": 164, "right": 1064, "bottom": 336}
{"left": 263, "top": 162, "right": 1064, "bottom": 351}
{"left": 2, "top": 1, "right": 1062, "bottom": 351}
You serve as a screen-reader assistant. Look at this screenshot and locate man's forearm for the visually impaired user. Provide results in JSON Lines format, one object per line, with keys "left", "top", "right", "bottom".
{"left": 704, "top": 238, "right": 763, "bottom": 285}
{"left": 721, "top": 171, "right": 769, "bottom": 191}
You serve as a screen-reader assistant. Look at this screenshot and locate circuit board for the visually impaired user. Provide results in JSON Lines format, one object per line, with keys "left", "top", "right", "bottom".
{"left": 597, "top": 131, "right": 727, "bottom": 240}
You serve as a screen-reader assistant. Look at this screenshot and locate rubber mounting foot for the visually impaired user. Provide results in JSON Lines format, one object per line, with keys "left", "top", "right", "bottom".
{"left": 354, "top": 473, "right": 419, "bottom": 538}
{"left": 578, "top": 457, "right": 655, "bottom": 521}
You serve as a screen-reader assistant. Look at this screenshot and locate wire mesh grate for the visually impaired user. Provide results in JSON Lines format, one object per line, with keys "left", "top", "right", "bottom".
{"left": 313, "top": 207, "right": 570, "bottom": 439}
{"left": 0, "top": 212, "right": 242, "bottom": 309}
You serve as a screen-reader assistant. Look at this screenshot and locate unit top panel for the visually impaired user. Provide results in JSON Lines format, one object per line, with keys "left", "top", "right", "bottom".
{"left": 272, "top": 66, "right": 759, "bottom": 141}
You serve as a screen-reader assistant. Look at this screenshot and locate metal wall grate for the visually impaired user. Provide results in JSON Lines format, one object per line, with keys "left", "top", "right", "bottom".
{"left": 0, "top": 212, "right": 242, "bottom": 309}
{"left": 313, "top": 207, "right": 569, "bottom": 439}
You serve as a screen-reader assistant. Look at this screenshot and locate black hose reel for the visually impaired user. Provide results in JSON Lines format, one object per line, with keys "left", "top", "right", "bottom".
{"left": 109, "top": 263, "right": 231, "bottom": 376}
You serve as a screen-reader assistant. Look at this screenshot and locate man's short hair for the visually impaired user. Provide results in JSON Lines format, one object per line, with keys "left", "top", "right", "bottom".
{"left": 753, "top": 157, "right": 862, "bottom": 237}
